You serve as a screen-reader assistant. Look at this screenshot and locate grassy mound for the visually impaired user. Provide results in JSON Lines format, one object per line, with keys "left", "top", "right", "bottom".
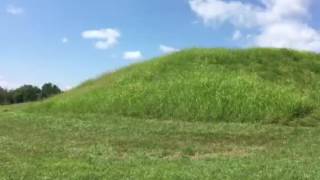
{"left": 26, "top": 48, "right": 320, "bottom": 124}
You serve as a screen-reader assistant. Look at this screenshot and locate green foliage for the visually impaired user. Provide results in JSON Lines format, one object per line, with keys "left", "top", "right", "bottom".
{"left": 0, "top": 83, "right": 62, "bottom": 105}
{"left": 0, "top": 87, "right": 8, "bottom": 104}
{"left": 41, "top": 83, "right": 62, "bottom": 98}
{"left": 27, "top": 48, "right": 320, "bottom": 124}
{"left": 12, "top": 85, "right": 41, "bottom": 103}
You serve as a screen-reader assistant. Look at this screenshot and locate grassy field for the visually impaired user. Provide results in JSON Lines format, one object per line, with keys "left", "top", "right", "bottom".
{"left": 1, "top": 111, "right": 320, "bottom": 179}
{"left": 1, "top": 48, "right": 320, "bottom": 179}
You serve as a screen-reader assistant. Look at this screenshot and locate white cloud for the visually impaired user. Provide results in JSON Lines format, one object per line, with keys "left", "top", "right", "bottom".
{"left": 159, "top": 45, "right": 180, "bottom": 54}
{"left": 190, "top": 0, "right": 259, "bottom": 27}
{"left": 232, "top": 30, "right": 242, "bottom": 40}
{"left": 189, "top": 0, "right": 320, "bottom": 52}
{"left": 6, "top": 5, "right": 24, "bottom": 15}
{"left": 62, "top": 37, "right": 69, "bottom": 44}
{"left": 255, "top": 22, "right": 320, "bottom": 51}
{"left": 82, "top": 28, "right": 120, "bottom": 50}
{"left": 123, "top": 51, "right": 143, "bottom": 61}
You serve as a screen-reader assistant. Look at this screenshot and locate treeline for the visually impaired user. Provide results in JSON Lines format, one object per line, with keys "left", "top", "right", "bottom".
{"left": 0, "top": 83, "right": 62, "bottom": 105}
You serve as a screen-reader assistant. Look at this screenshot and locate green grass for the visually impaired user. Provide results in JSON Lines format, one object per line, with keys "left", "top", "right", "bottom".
{"left": 25, "top": 48, "right": 320, "bottom": 125}
{"left": 1, "top": 48, "right": 320, "bottom": 179}
{"left": 1, "top": 111, "right": 320, "bottom": 179}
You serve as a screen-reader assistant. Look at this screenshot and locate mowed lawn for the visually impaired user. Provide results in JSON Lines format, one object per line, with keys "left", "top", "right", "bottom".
{"left": 1, "top": 110, "right": 320, "bottom": 179}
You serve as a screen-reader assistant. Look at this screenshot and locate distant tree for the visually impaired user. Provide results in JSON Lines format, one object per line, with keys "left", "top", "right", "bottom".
{"left": 12, "top": 85, "right": 41, "bottom": 103}
{"left": 6, "top": 90, "right": 14, "bottom": 104}
{"left": 0, "top": 83, "right": 62, "bottom": 105}
{"left": 41, "top": 83, "right": 62, "bottom": 98}
{"left": 0, "top": 87, "right": 8, "bottom": 105}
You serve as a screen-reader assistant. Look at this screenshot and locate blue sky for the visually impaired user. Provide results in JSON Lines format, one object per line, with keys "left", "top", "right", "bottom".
{"left": 1, "top": 0, "right": 320, "bottom": 89}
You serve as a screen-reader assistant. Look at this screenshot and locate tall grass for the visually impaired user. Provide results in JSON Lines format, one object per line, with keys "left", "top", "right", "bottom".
{"left": 25, "top": 48, "right": 320, "bottom": 124}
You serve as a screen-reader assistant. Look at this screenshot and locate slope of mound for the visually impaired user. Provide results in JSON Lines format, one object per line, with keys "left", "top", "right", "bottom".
{"left": 26, "top": 48, "right": 320, "bottom": 124}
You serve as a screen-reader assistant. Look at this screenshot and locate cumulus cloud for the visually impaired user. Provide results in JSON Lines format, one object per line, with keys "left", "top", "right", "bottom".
{"left": 190, "top": 0, "right": 259, "bottom": 27}
{"left": 255, "top": 22, "right": 320, "bottom": 51}
{"left": 123, "top": 51, "right": 143, "bottom": 61}
{"left": 6, "top": 5, "right": 24, "bottom": 15}
{"left": 189, "top": 0, "right": 320, "bottom": 52}
{"left": 82, "top": 28, "right": 120, "bottom": 50}
{"left": 159, "top": 45, "right": 180, "bottom": 54}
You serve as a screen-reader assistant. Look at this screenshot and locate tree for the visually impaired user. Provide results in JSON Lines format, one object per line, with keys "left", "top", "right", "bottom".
{"left": 0, "top": 87, "right": 8, "bottom": 105}
{"left": 41, "top": 83, "right": 62, "bottom": 98}
{"left": 12, "top": 85, "right": 41, "bottom": 103}
{"left": 0, "top": 83, "right": 62, "bottom": 105}
{"left": 6, "top": 90, "right": 14, "bottom": 104}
